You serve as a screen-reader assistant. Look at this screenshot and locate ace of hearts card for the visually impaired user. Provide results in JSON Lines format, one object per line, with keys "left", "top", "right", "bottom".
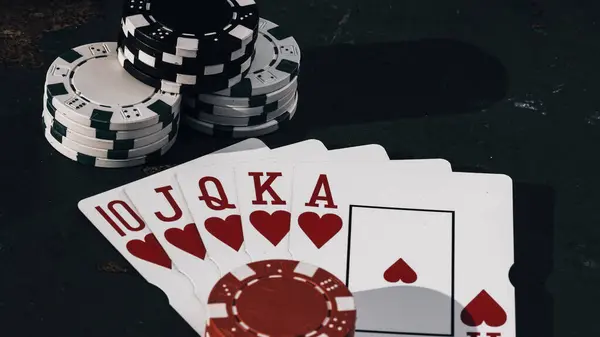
{"left": 289, "top": 163, "right": 515, "bottom": 337}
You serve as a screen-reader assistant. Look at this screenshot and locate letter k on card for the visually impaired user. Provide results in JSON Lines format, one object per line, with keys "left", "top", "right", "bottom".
{"left": 235, "top": 162, "right": 296, "bottom": 261}
{"left": 233, "top": 140, "right": 330, "bottom": 261}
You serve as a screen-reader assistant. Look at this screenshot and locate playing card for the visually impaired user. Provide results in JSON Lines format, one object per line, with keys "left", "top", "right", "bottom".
{"left": 233, "top": 144, "right": 390, "bottom": 261}
{"left": 176, "top": 140, "right": 327, "bottom": 274}
{"left": 327, "top": 144, "right": 389, "bottom": 160}
{"left": 291, "top": 163, "right": 514, "bottom": 337}
{"left": 77, "top": 138, "right": 269, "bottom": 336}
{"left": 78, "top": 189, "right": 207, "bottom": 335}
{"left": 289, "top": 160, "right": 452, "bottom": 280}
{"left": 123, "top": 140, "right": 273, "bottom": 303}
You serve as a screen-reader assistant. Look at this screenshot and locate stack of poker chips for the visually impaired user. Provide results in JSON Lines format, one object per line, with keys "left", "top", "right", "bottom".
{"left": 41, "top": 0, "right": 302, "bottom": 168}
{"left": 182, "top": 19, "right": 300, "bottom": 138}
{"left": 42, "top": 42, "right": 180, "bottom": 168}
{"left": 118, "top": 0, "right": 301, "bottom": 138}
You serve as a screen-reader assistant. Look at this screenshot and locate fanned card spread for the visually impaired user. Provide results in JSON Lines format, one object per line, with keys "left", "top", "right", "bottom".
{"left": 79, "top": 139, "right": 515, "bottom": 337}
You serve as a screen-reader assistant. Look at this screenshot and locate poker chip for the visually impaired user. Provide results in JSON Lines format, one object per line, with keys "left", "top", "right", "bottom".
{"left": 183, "top": 91, "right": 298, "bottom": 137}
{"left": 43, "top": 94, "right": 178, "bottom": 141}
{"left": 43, "top": 109, "right": 179, "bottom": 150}
{"left": 197, "top": 76, "right": 298, "bottom": 108}
{"left": 184, "top": 89, "right": 296, "bottom": 125}
{"left": 119, "top": 33, "right": 255, "bottom": 78}
{"left": 189, "top": 79, "right": 297, "bottom": 116}
{"left": 43, "top": 118, "right": 176, "bottom": 168}
{"left": 47, "top": 113, "right": 178, "bottom": 159}
{"left": 118, "top": 26, "right": 258, "bottom": 72}
{"left": 184, "top": 96, "right": 293, "bottom": 127}
{"left": 120, "top": 43, "right": 254, "bottom": 85}
{"left": 121, "top": 0, "right": 259, "bottom": 56}
{"left": 45, "top": 42, "right": 180, "bottom": 131}
{"left": 41, "top": 8, "right": 301, "bottom": 166}
{"left": 117, "top": 47, "right": 252, "bottom": 94}
{"left": 206, "top": 259, "right": 356, "bottom": 337}
{"left": 213, "top": 18, "right": 300, "bottom": 97}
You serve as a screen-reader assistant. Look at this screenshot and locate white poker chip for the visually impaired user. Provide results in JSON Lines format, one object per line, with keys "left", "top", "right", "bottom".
{"left": 196, "top": 76, "right": 298, "bottom": 109}
{"left": 43, "top": 91, "right": 179, "bottom": 141}
{"left": 42, "top": 109, "right": 179, "bottom": 151}
{"left": 184, "top": 89, "right": 296, "bottom": 124}
{"left": 183, "top": 91, "right": 298, "bottom": 138}
{"left": 47, "top": 118, "right": 177, "bottom": 159}
{"left": 42, "top": 118, "right": 177, "bottom": 168}
{"left": 45, "top": 42, "right": 181, "bottom": 131}
{"left": 213, "top": 18, "right": 301, "bottom": 97}
{"left": 185, "top": 92, "right": 295, "bottom": 126}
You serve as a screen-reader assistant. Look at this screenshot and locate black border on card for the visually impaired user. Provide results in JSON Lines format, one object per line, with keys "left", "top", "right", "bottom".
{"left": 346, "top": 205, "right": 456, "bottom": 337}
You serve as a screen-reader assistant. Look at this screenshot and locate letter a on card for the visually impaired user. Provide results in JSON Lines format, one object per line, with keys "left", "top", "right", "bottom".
{"left": 289, "top": 160, "right": 454, "bottom": 281}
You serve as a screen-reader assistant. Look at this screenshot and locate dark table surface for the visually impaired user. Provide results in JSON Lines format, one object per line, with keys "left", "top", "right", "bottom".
{"left": 1, "top": 0, "right": 598, "bottom": 336}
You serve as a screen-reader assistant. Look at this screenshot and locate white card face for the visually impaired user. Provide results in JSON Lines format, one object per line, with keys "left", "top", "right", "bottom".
{"left": 123, "top": 143, "right": 271, "bottom": 302}
{"left": 289, "top": 160, "right": 452, "bottom": 281}
{"left": 77, "top": 139, "right": 269, "bottom": 335}
{"left": 350, "top": 207, "right": 453, "bottom": 334}
{"left": 78, "top": 190, "right": 207, "bottom": 336}
{"left": 233, "top": 144, "right": 391, "bottom": 261}
{"left": 292, "top": 165, "right": 515, "bottom": 337}
{"left": 176, "top": 140, "right": 327, "bottom": 274}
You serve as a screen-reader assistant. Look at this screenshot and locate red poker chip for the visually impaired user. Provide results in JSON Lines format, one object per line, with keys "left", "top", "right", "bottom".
{"left": 206, "top": 259, "right": 356, "bottom": 337}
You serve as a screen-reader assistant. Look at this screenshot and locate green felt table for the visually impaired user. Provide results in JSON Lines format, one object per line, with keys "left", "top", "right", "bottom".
{"left": 1, "top": 0, "right": 597, "bottom": 336}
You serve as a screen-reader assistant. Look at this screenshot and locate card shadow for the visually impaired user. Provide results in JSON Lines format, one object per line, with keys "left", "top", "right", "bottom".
{"left": 509, "top": 182, "right": 555, "bottom": 337}
{"left": 274, "top": 38, "right": 508, "bottom": 138}
{"left": 353, "top": 286, "right": 479, "bottom": 337}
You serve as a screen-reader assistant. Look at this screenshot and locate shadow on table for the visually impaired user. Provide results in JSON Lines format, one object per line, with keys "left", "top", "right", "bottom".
{"left": 510, "top": 182, "right": 555, "bottom": 337}
{"left": 282, "top": 38, "right": 508, "bottom": 134}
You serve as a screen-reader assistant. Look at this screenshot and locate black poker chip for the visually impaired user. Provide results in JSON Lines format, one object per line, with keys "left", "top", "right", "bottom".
{"left": 121, "top": 0, "right": 259, "bottom": 56}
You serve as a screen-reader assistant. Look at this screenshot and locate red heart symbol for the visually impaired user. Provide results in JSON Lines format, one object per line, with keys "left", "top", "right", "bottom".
{"left": 126, "top": 233, "right": 172, "bottom": 269}
{"left": 164, "top": 223, "right": 207, "bottom": 260}
{"left": 461, "top": 290, "right": 507, "bottom": 327}
{"left": 249, "top": 210, "right": 291, "bottom": 246}
{"left": 383, "top": 258, "right": 417, "bottom": 284}
{"left": 297, "top": 212, "right": 342, "bottom": 249}
{"left": 204, "top": 215, "right": 244, "bottom": 251}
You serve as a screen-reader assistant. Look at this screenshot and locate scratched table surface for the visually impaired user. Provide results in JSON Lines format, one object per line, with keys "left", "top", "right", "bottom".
{"left": 0, "top": 0, "right": 597, "bottom": 336}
